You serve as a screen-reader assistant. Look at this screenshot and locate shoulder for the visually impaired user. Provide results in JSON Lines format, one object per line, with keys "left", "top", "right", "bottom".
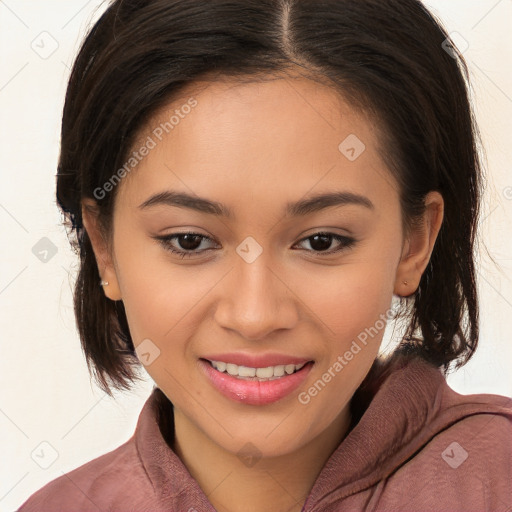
{"left": 434, "top": 387, "right": 512, "bottom": 456}
{"left": 421, "top": 392, "right": 511, "bottom": 473}
{"left": 17, "top": 437, "right": 154, "bottom": 511}
{"left": 389, "top": 390, "right": 512, "bottom": 511}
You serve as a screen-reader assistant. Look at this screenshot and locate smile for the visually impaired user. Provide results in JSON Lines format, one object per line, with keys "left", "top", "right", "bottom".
{"left": 199, "top": 358, "right": 314, "bottom": 405}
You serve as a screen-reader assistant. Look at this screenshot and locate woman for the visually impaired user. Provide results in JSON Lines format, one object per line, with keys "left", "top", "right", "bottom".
{"left": 19, "top": 0, "right": 511, "bottom": 510}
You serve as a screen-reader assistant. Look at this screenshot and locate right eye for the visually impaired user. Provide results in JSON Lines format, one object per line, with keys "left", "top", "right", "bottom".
{"left": 153, "top": 232, "right": 218, "bottom": 258}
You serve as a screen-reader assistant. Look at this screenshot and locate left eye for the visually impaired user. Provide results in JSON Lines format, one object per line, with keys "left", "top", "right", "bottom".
{"left": 294, "top": 232, "right": 356, "bottom": 254}
{"left": 154, "top": 231, "right": 356, "bottom": 259}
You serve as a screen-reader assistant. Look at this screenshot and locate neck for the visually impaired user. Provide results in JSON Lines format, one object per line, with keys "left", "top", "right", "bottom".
{"left": 168, "top": 403, "right": 353, "bottom": 512}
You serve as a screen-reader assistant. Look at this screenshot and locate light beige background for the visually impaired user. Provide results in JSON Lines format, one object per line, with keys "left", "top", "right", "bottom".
{"left": 0, "top": 1, "right": 511, "bottom": 510}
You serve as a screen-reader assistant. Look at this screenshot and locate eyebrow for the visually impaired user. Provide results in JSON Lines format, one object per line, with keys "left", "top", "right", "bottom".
{"left": 138, "top": 190, "right": 374, "bottom": 217}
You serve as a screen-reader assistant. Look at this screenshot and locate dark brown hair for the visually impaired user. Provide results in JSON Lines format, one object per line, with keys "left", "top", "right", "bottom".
{"left": 57, "top": 0, "right": 482, "bottom": 396}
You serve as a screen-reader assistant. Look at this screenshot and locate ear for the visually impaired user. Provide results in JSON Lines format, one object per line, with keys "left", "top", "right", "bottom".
{"left": 81, "top": 198, "right": 122, "bottom": 301}
{"left": 394, "top": 191, "right": 444, "bottom": 297}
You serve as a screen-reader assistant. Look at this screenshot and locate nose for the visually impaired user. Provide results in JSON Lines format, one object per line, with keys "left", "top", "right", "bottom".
{"left": 214, "top": 255, "right": 299, "bottom": 341}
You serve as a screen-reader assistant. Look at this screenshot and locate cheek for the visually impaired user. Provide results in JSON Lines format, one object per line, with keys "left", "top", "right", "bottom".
{"left": 112, "top": 230, "right": 208, "bottom": 345}
{"left": 120, "top": 268, "right": 214, "bottom": 348}
{"left": 294, "top": 257, "right": 396, "bottom": 346}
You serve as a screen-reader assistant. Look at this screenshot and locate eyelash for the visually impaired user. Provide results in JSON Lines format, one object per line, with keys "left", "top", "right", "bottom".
{"left": 153, "top": 231, "right": 357, "bottom": 259}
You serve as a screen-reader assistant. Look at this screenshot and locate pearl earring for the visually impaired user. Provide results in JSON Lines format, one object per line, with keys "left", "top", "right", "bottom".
{"left": 100, "top": 280, "right": 109, "bottom": 286}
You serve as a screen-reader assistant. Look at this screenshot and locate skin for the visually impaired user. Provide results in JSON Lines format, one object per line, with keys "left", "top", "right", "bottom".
{"left": 82, "top": 72, "right": 444, "bottom": 512}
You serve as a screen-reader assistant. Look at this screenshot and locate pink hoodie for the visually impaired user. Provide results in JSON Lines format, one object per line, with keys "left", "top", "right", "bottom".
{"left": 18, "top": 356, "right": 512, "bottom": 511}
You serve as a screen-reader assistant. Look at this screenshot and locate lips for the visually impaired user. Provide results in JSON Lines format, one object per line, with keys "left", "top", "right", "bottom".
{"left": 198, "top": 355, "right": 314, "bottom": 405}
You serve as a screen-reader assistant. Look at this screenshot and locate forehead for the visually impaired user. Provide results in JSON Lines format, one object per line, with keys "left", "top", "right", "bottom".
{"left": 115, "top": 74, "right": 395, "bottom": 212}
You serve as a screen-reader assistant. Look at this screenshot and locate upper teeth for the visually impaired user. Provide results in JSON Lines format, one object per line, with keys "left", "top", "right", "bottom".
{"left": 210, "top": 360, "right": 306, "bottom": 379}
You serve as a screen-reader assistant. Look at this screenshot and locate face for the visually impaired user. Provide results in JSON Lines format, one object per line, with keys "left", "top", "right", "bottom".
{"left": 83, "top": 73, "right": 443, "bottom": 459}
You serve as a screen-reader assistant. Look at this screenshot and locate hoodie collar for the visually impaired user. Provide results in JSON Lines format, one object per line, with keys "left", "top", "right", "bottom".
{"left": 302, "top": 356, "right": 445, "bottom": 509}
{"left": 134, "top": 386, "right": 216, "bottom": 508}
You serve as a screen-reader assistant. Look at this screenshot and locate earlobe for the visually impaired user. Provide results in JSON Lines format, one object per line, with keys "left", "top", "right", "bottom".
{"left": 81, "top": 198, "right": 123, "bottom": 301}
{"left": 393, "top": 191, "right": 444, "bottom": 297}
